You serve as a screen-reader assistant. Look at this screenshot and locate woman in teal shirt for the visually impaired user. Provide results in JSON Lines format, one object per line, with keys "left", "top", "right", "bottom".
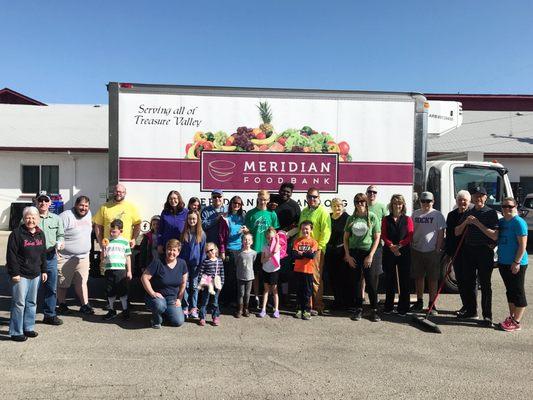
{"left": 497, "top": 197, "right": 528, "bottom": 332}
{"left": 343, "top": 193, "right": 381, "bottom": 322}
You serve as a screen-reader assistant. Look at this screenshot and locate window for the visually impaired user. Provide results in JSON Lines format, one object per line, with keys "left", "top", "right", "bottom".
{"left": 426, "top": 167, "right": 441, "bottom": 211}
{"left": 453, "top": 166, "right": 507, "bottom": 211}
{"left": 22, "top": 165, "right": 59, "bottom": 194}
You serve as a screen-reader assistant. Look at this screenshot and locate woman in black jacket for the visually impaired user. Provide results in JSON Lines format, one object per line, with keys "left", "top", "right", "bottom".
{"left": 6, "top": 206, "right": 48, "bottom": 342}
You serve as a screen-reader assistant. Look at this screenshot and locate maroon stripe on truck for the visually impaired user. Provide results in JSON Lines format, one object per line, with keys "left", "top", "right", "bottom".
{"left": 119, "top": 157, "right": 413, "bottom": 185}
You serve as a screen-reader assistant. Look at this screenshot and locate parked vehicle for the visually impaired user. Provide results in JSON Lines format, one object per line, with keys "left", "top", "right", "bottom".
{"left": 519, "top": 193, "right": 533, "bottom": 234}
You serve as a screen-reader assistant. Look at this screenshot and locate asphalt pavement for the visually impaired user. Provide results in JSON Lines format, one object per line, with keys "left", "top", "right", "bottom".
{"left": 0, "top": 257, "right": 532, "bottom": 400}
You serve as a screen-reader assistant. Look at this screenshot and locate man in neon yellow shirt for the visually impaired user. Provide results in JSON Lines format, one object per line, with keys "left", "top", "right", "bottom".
{"left": 298, "top": 187, "right": 331, "bottom": 314}
{"left": 93, "top": 184, "right": 142, "bottom": 250}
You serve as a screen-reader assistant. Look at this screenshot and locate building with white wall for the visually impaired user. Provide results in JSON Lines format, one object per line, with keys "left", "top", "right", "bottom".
{"left": 0, "top": 99, "right": 108, "bottom": 230}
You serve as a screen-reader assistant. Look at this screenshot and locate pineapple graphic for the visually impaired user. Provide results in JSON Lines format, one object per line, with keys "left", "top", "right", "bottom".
{"left": 257, "top": 101, "right": 274, "bottom": 135}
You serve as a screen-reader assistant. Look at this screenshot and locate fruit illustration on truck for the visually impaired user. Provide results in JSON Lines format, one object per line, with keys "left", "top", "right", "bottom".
{"left": 184, "top": 101, "right": 352, "bottom": 161}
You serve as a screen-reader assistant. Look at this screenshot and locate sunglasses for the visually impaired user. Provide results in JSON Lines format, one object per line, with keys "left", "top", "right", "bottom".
{"left": 307, "top": 195, "right": 319, "bottom": 199}
{"left": 502, "top": 205, "right": 515, "bottom": 209}
{"left": 37, "top": 199, "right": 50, "bottom": 203}
{"left": 421, "top": 200, "right": 432, "bottom": 204}
{"left": 206, "top": 248, "right": 215, "bottom": 253}
{"left": 232, "top": 202, "right": 242, "bottom": 206}
{"left": 366, "top": 190, "right": 377, "bottom": 195}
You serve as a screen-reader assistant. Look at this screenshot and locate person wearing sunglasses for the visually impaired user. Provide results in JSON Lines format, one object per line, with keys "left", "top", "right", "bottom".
{"left": 343, "top": 193, "right": 382, "bottom": 322}
{"left": 496, "top": 197, "right": 528, "bottom": 332}
{"left": 201, "top": 189, "right": 227, "bottom": 245}
{"left": 410, "top": 191, "right": 446, "bottom": 315}
{"left": 299, "top": 188, "right": 331, "bottom": 315}
{"left": 455, "top": 186, "right": 499, "bottom": 326}
{"left": 219, "top": 195, "right": 248, "bottom": 307}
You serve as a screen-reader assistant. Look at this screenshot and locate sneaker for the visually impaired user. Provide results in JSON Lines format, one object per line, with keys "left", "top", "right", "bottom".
{"left": 500, "top": 317, "right": 521, "bottom": 332}
{"left": 428, "top": 306, "right": 438, "bottom": 317}
{"left": 410, "top": 300, "right": 423, "bottom": 312}
{"left": 213, "top": 316, "right": 220, "bottom": 326}
{"left": 382, "top": 307, "right": 394, "bottom": 315}
{"left": 457, "top": 311, "right": 479, "bottom": 320}
{"left": 397, "top": 310, "right": 407, "bottom": 317}
{"left": 257, "top": 309, "right": 267, "bottom": 318}
{"left": 43, "top": 315, "right": 64, "bottom": 325}
{"left": 190, "top": 309, "right": 199, "bottom": 319}
{"left": 243, "top": 308, "right": 250, "bottom": 318}
{"left": 455, "top": 306, "right": 467, "bottom": 315}
{"left": 272, "top": 310, "right": 280, "bottom": 319}
{"left": 119, "top": 309, "right": 130, "bottom": 320}
{"left": 183, "top": 309, "right": 189, "bottom": 318}
{"left": 151, "top": 319, "right": 161, "bottom": 329}
{"left": 481, "top": 317, "right": 493, "bottom": 327}
{"left": 310, "top": 309, "right": 319, "bottom": 316}
{"left": 57, "top": 303, "right": 72, "bottom": 315}
{"left": 198, "top": 319, "right": 206, "bottom": 326}
{"left": 79, "top": 304, "right": 95, "bottom": 315}
{"left": 351, "top": 308, "right": 363, "bottom": 321}
{"left": 23, "top": 331, "right": 38, "bottom": 338}
{"left": 302, "top": 311, "right": 311, "bottom": 320}
{"left": 103, "top": 310, "right": 117, "bottom": 321}
{"left": 11, "top": 335, "right": 27, "bottom": 342}
{"left": 294, "top": 310, "right": 302, "bottom": 319}
{"left": 371, "top": 310, "right": 381, "bottom": 322}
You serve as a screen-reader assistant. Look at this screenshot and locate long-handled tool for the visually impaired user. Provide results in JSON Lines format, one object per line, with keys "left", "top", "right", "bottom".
{"left": 411, "top": 228, "right": 468, "bottom": 333}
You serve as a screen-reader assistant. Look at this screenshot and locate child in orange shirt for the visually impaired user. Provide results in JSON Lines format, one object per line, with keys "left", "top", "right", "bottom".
{"left": 292, "top": 220, "right": 318, "bottom": 320}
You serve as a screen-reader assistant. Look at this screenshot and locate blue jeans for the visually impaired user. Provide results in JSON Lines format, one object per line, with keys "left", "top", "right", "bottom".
{"left": 198, "top": 288, "right": 220, "bottom": 320}
{"left": 42, "top": 252, "right": 58, "bottom": 317}
{"left": 182, "top": 269, "right": 199, "bottom": 312}
{"left": 9, "top": 276, "right": 40, "bottom": 336}
{"left": 145, "top": 295, "right": 185, "bottom": 327}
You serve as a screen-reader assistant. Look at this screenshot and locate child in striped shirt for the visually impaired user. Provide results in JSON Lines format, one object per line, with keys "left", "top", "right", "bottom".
{"left": 102, "top": 219, "right": 132, "bottom": 321}
{"left": 197, "top": 242, "right": 224, "bottom": 326}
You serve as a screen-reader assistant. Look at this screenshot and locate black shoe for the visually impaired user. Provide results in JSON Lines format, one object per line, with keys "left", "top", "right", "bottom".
{"left": 79, "top": 304, "right": 95, "bottom": 315}
{"left": 382, "top": 307, "right": 394, "bottom": 315}
{"left": 43, "top": 316, "right": 63, "bottom": 326}
{"left": 397, "top": 310, "right": 407, "bottom": 317}
{"left": 23, "top": 331, "right": 38, "bottom": 338}
{"left": 351, "top": 308, "right": 363, "bottom": 321}
{"left": 455, "top": 306, "right": 467, "bottom": 315}
{"left": 428, "top": 306, "right": 438, "bottom": 316}
{"left": 457, "top": 311, "right": 478, "bottom": 320}
{"left": 103, "top": 310, "right": 117, "bottom": 321}
{"left": 11, "top": 335, "right": 27, "bottom": 342}
{"left": 371, "top": 310, "right": 381, "bottom": 322}
{"left": 481, "top": 317, "right": 493, "bottom": 327}
{"left": 410, "top": 300, "right": 423, "bottom": 312}
{"left": 120, "top": 309, "right": 130, "bottom": 320}
{"left": 57, "top": 303, "right": 72, "bottom": 315}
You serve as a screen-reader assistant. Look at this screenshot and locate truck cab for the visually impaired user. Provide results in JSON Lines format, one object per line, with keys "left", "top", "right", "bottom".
{"left": 425, "top": 160, "right": 513, "bottom": 218}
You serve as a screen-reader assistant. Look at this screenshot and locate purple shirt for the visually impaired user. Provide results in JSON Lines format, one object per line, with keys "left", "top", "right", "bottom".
{"left": 157, "top": 208, "right": 188, "bottom": 248}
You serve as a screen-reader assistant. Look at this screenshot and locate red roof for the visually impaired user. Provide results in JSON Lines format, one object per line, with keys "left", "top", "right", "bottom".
{"left": 425, "top": 93, "right": 533, "bottom": 111}
{"left": 0, "top": 88, "right": 46, "bottom": 106}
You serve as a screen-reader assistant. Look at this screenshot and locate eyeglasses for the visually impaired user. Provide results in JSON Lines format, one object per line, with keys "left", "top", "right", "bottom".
{"left": 366, "top": 190, "right": 377, "bottom": 195}
{"left": 355, "top": 200, "right": 366, "bottom": 205}
{"left": 307, "top": 195, "right": 319, "bottom": 199}
{"left": 37, "top": 199, "right": 50, "bottom": 203}
{"left": 206, "top": 248, "right": 215, "bottom": 253}
{"left": 232, "top": 202, "right": 242, "bottom": 206}
{"left": 420, "top": 200, "right": 432, "bottom": 204}
{"left": 502, "top": 205, "right": 515, "bottom": 209}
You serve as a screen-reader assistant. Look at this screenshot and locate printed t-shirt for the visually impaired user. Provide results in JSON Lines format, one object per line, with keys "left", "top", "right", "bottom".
{"left": 104, "top": 236, "right": 132, "bottom": 270}
{"left": 411, "top": 209, "right": 446, "bottom": 253}
{"left": 344, "top": 212, "right": 381, "bottom": 251}
{"left": 293, "top": 237, "right": 318, "bottom": 274}
{"left": 497, "top": 216, "right": 528, "bottom": 265}
{"left": 245, "top": 208, "right": 279, "bottom": 253}
{"left": 93, "top": 200, "right": 142, "bottom": 241}
{"left": 146, "top": 257, "right": 188, "bottom": 298}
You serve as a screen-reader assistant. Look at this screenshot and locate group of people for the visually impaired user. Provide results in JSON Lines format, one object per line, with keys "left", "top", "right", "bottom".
{"left": 5, "top": 181, "right": 528, "bottom": 340}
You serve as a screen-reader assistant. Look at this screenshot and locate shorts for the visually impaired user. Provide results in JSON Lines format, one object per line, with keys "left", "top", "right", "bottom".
{"left": 262, "top": 270, "right": 280, "bottom": 285}
{"left": 57, "top": 256, "right": 90, "bottom": 289}
{"left": 105, "top": 269, "right": 129, "bottom": 298}
{"left": 411, "top": 249, "right": 442, "bottom": 280}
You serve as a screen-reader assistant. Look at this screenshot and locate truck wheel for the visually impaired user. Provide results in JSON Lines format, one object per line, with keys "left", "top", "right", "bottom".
{"left": 443, "top": 268, "right": 459, "bottom": 293}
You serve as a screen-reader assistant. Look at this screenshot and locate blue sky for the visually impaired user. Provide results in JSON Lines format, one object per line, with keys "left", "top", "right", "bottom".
{"left": 2, "top": 0, "right": 533, "bottom": 104}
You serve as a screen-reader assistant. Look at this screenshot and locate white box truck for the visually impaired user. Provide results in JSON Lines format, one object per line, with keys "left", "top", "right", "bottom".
{"left": 108, "top": 82, "right": 513, "bottom": 223}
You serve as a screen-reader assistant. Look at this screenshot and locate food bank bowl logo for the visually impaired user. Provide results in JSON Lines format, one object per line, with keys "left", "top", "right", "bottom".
{"left": 201, "top": 151, "right": 338, "bottom": 192}
{"left": 207, "top": 160, "right": 236, "bottom": 182}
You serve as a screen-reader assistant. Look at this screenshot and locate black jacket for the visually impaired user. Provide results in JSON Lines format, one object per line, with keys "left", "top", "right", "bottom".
{"left": 6, "top": 225, "right": 47, "bottom": 279}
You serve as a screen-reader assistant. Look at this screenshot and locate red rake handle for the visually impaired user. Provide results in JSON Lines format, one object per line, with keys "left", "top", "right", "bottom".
{"left": 425, "top": 227, "right": 468, "bottom": 317}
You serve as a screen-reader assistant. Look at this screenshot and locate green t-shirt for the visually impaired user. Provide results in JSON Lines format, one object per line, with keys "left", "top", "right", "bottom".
{"left": 344, "top": 212, "right": 381, "bottom": 251}
{"left": 368, "top": 202, "right": 388, "bottom": 222}
{"left": 104, "top": 236, "right": 132, "bottom": 270}
{"left": 244, "top": 208, "right": 279, "bottom": 253}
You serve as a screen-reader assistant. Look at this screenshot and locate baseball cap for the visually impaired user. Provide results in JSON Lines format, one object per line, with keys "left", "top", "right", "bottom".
{"left": 420, "top": 191, "right": 434, "bottom": 201}
{"left": 36, "top": 190, "right": 51, "bottom": 202}
{"left": 470, "top": 186, "right": 488, "bottom": 195}
{"left": 211, "top": 189, "right": 223, "bottom": 196}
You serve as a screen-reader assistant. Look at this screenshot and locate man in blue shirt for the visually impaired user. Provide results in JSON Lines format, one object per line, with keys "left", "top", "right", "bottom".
{"left": 201, "top": 190, "right": 227, "bottom": 246}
